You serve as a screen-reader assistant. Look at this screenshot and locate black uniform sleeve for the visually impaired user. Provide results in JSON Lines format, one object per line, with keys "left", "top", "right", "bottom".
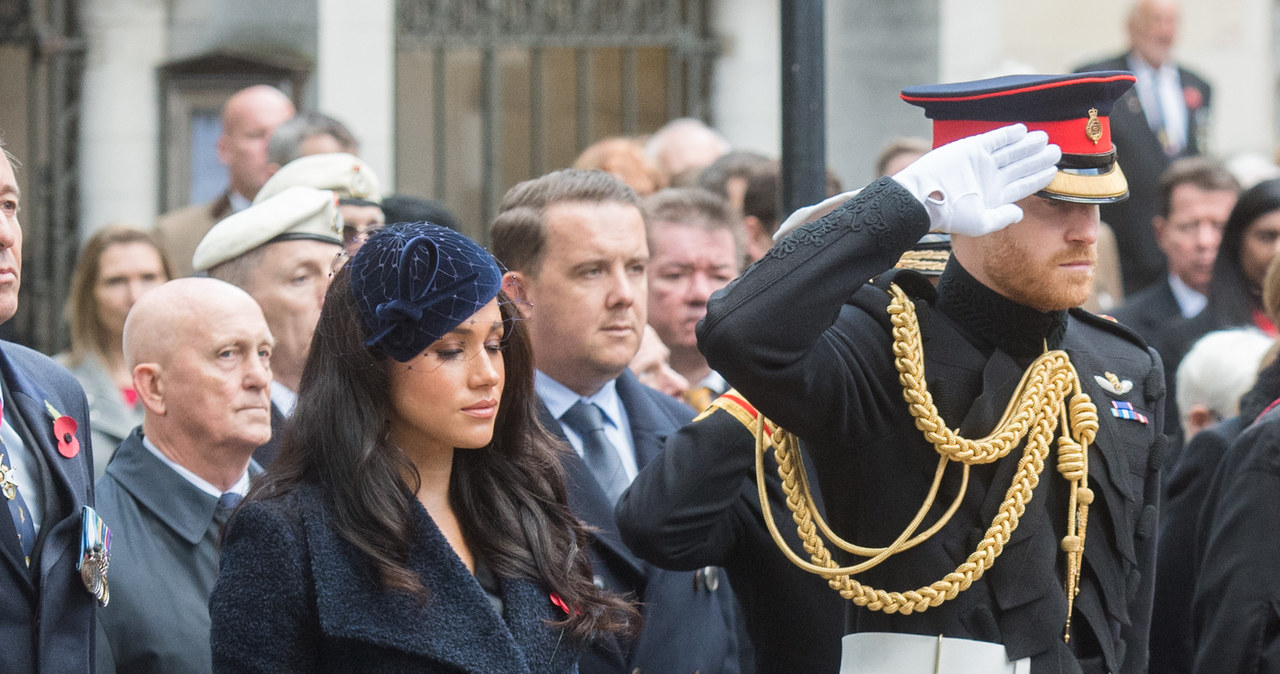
{"left": 616, "top": 408, "right": 758, "bottom": 569}
{"left": 697, "top": 177, "right": 929, "bottom": 439}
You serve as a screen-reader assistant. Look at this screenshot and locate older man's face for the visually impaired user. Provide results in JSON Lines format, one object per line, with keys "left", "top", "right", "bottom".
{"left": 0, "top": 155, "right": 20, "bottom": 324}
{"left": 243, "top": 239, "right": 339, "bottom": 389}
{"left": 162, "top": 292, "right": 274, "bottom": 451}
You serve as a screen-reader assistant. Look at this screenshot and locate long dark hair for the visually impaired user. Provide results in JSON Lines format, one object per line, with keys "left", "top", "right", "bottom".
{"left": 250, "top": 264, "right": 635, "bottom": 639}
{"left": 1203, "top": 178, "right": 1280, "bottom": 328}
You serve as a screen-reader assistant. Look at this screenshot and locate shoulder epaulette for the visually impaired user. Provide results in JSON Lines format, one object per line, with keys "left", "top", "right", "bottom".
{"left": 695, "top": 389, "right": 778, "bottom": 438}
{"left": 1069, "top": 307, "right": 1152, "bottom": 352}
{"left": 870, "top": 267, "right": 937, "bottom": 303}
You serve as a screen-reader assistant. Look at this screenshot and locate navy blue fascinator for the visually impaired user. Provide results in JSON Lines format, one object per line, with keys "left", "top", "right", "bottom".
{"left": 349, "top": 222, "right": 504, "bottom": 362}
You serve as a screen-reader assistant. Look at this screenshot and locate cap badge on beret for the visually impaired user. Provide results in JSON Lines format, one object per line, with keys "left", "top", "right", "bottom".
{"left": 349, "top": 222, "right": 503, "bottom": 362}
{"left": 901, "top": 71, "right": 1137, "bottom": 204}
{"left": 350, "top": 166, "right": 372, "bottom": 199}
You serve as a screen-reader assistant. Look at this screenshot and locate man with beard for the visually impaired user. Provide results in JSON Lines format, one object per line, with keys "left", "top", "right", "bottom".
{"left": 699, "top": 72, "right": 1166, "bottom": 672}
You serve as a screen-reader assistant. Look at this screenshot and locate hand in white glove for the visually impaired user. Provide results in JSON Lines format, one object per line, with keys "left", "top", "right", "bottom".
{"left": 891, "top": 124, "right": 1061, "bottom": 237}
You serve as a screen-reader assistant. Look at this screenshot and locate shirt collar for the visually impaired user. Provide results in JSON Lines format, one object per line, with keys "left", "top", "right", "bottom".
{"left": 270, "top": 380, "right": 297, "bottom": 417}
{"left": 535, "top": 371, "right": 623, "bottom": 429}
{"left": 141, "top": 435, "right": 250, "bottom": 499}
{"left": 1168, "top": 272, "right": 1208, "bottom": 318}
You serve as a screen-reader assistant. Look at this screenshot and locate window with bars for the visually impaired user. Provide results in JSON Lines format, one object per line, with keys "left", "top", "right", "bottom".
{"left": 395, "top": 0, "right": 719, "bottom": 239}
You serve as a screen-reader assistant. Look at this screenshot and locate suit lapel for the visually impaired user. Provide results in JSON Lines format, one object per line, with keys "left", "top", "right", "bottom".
{"left": 0, "top": 347, "right": 88, "bottom": 582}
{"left": 614, "top": 369, "right": 678, "bottom": 471}
{"left": 536, "top": 401, "right": 646, "bottom": 584}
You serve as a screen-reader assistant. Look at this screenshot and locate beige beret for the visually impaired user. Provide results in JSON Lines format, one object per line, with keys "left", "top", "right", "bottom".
{"left": 255, "top": 152, "right": 382, "bottom": 205}
{"left": 193, "top": 186, "right": 343, "bottom": 272}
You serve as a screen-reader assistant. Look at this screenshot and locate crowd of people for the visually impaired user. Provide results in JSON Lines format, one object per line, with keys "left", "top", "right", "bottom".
{"left": 5, "top": 0, "right": 1280, "bottom": 671}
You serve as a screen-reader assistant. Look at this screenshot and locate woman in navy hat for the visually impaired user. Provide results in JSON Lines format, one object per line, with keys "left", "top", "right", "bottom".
{"left": 209, "top": 222, "right": 635, "bottom": 672}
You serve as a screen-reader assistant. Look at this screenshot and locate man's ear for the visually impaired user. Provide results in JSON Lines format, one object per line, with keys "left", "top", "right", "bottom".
{"left": 503, "top": 271, "right": 533, "bottom": 319}
{"left": 1185, "top": 403, "right": 1215, "bottom": 437}
{"left": 133, "top": 364, "right": 166, "bottom": 416}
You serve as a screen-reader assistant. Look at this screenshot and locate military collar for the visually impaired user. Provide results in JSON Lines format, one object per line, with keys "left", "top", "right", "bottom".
{"left": 934, "top": 257, "right": 1067, "bottom": 361}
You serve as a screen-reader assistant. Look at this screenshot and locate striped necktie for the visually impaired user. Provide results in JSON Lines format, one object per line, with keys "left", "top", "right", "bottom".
{"left": 0, "top": 401, "right": 37, "bottom": 566}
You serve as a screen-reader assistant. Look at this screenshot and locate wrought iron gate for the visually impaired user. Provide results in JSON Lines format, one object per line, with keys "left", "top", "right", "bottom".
{"left": 396, "top": 0, "right": 719, "bottom": 237}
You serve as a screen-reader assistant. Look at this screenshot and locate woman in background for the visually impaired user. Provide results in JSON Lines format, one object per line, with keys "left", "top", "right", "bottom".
{"left": 59, "top": 224, "right": 171, "bottom": 477}
{"left": 210, "top": 222, "right": 634, "bottom": 672}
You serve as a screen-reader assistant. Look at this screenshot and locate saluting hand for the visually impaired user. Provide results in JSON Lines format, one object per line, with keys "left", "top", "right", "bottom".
{"left": 892, "top": 124, "right": 1061, "bottom": 237}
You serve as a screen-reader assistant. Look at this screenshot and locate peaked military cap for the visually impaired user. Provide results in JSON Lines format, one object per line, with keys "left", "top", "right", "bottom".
{"left": 901, "top": 71, "right": 1137, "bottom": 203}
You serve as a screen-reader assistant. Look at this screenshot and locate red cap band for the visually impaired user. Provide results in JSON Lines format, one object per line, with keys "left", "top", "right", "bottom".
{"left": 931, "top": 117, "right": 1113, "bottom": 155}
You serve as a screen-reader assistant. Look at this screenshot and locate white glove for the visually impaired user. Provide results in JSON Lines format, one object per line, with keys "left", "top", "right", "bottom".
{"left": 891, "top": 124, "right": 1061, "bottom": 237}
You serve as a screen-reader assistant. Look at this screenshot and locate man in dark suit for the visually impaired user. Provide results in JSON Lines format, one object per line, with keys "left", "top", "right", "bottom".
{"left": 1076, "top": 0, "right": 1213, "bottom": 295}
{"left": 0, "top": 142, "right": 100, "bottom": 670}
{"left": 195, "top": 185, "right": 343, "bottom": 467}
{"left": 155, "top": 85, "right": 295, "bottom": 278}
{"left": 492, "top": 169, "right": 742, "bottom": 673}
{"left": 1111, "top": 157, "right": 1239, "bottom": 345}
{"left": 94, "top": 278, "right": 272, "bottom": 673}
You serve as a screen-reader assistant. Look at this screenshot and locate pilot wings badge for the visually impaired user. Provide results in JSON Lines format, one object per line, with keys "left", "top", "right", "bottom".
{"left": 1094, "top": 372, "right": 1133, "bottom": 396}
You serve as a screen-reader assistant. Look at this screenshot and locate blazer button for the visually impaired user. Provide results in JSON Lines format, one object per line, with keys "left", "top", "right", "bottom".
{"left": 631, "top": 669, "right": 641, "bottom": 674}
{"left": 694, "top": 566, "right": 721, "bottom": 592}
{"left": 704, "top": 566, "right": 720, "bottom": 592}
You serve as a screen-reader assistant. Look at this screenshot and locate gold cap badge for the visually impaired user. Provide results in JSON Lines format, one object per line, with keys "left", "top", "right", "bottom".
{"left": 1085, "top": 108, "right": 1102, "bottom": 144}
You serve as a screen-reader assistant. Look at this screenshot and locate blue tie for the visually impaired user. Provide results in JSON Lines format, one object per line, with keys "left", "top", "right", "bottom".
{"left": 0, "top": 403, "right": 36, "bottom": 566}
{"left": 560, "top": 401, "right": 630, "bottom": 505}
{"left": 215, "top": 492, "right": 242, "bottom": 525}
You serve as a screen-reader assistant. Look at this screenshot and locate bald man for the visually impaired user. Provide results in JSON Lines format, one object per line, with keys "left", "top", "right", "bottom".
{"left": 1076, "top": 0, "right": 1213, "bottom": 294}
{"left": 645, "top": 118, "right": 731, "bottom": 185}
{"left": 94, "top": 278, "right": 273, "bottom": 674}
{"left": 156, "top": 85, "right": 296, "bottom": 277}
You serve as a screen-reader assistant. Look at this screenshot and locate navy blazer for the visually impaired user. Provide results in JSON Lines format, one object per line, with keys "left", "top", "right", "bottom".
{"left": 210, "top": 483, "right": 580, "bottom": 673}
{"left": 539, "top": 369, "right": 742, "bottom": 673}
{"left": 1076, "top": 53, "right": 1213, "bottom": 294}
{"left": 0, "top": 341, "right": 98, "bottom": 672}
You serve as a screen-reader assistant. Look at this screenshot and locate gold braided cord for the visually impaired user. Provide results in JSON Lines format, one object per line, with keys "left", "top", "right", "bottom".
{"left": 751, "top": 283, "right": 1099, "bottom": 641}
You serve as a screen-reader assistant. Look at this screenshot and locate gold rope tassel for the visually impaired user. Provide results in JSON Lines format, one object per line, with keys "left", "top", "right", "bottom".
{"left": 751, "top": 283, "right": 1098, "bottom": 641}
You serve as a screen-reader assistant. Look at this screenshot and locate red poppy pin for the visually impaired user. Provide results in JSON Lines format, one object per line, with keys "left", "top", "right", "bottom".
{"left": 549, "top": 592, "right": 578, "bottom": 616}
{"left": 45, "top": 401, "right": 80, "bottom": 459}
{"left": 1184, "top": 86, "right": 1203, "bottom": 111}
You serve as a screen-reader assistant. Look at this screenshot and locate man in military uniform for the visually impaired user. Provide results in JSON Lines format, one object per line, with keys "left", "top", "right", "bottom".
{"left": 699, "top": 72, "right": 1166, "bottom": 672}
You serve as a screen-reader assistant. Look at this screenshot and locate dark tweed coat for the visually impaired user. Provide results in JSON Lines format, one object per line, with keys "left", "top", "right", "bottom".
{"left": 209, "top": 483, "right": 581, "bottom": 673}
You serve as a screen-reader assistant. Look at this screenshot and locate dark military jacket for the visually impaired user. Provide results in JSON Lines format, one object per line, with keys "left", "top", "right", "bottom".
{"left": 699, "top": 177, "right": 1167, "bottom": 673}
